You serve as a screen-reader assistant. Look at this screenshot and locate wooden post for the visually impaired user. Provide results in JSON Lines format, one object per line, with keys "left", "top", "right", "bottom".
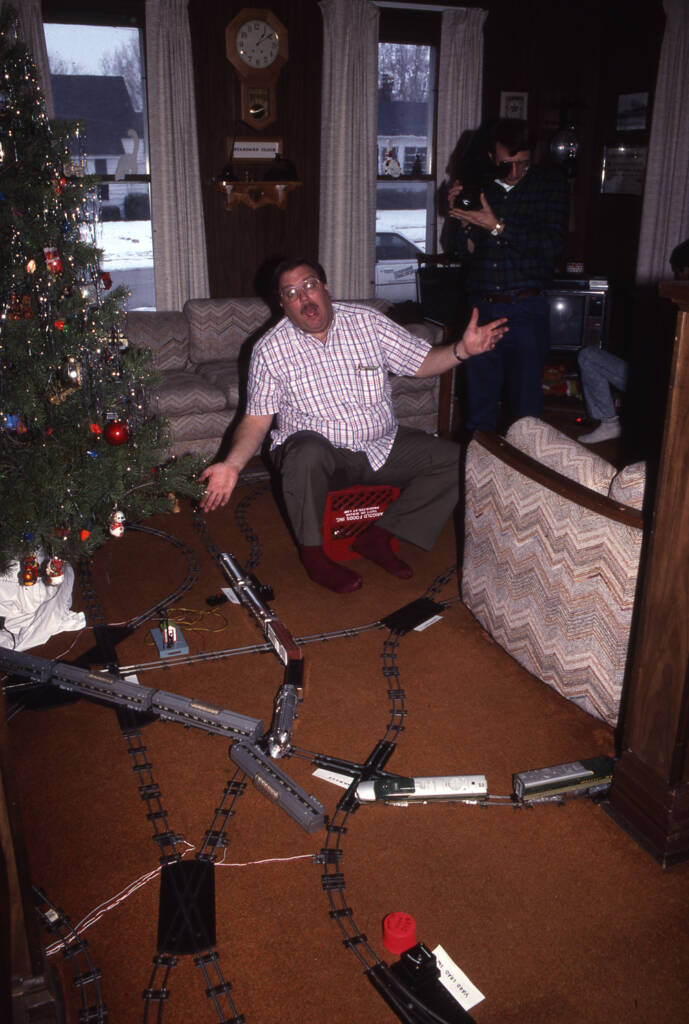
{"left": 608, "top": 281, "right": 689, "bottom": 865}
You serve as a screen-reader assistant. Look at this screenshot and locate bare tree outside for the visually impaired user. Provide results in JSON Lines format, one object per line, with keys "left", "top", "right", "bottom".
{"left": 378, "top": 43, "right": 430, "bottom": 103}
{"left": 101, "top": 41, "right": 143, "bottom": 112}
{"left": 48, "top": 53, "right": 86, "bottom": 75}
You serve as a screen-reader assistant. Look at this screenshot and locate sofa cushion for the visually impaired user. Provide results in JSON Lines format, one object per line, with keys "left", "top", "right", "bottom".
{"left": 170, "top": 410, "right": 235, "bottom": 443}
{"left": 125, "top": 311, "right": 189, "bottom": 370}
{"left": 390, "top": 375, "right": 440, "bottom": 434}
{"left": 150, "top": 370, "right": 228, "bottom": 417}
{"left": 507, "top": 416, "right": 616, "bottom": 496}
{"left": 195, "top": 360, "right": 242, "bottom": 407}
{"left": 609, "top": 462, "right": 646, "bottom": 510}
{"left": 184, "top": 298, "right": 271, "bottom": 364}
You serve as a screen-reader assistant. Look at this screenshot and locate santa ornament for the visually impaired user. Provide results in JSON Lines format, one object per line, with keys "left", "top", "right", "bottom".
{"left": 45, "top": 556, "right": 65, "bottom": 586}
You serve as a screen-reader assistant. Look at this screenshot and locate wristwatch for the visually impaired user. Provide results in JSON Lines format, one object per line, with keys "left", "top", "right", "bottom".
{"left": 491, "top": 220, "right": 505, "bottom": 237}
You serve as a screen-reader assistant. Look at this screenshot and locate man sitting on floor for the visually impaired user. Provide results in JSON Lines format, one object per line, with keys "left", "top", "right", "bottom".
{"left": 200, "top": 258, "right": 507, "bottom": 593}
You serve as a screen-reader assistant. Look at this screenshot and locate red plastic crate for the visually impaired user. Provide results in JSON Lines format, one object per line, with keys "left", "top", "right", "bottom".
{"left": 322, "top": 485, "right": 401, "bottom": 561}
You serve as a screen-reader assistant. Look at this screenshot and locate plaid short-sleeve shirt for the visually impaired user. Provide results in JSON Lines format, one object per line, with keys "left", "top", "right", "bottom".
{"left": 246, "top": 302, "right": 431, "bottom": 469}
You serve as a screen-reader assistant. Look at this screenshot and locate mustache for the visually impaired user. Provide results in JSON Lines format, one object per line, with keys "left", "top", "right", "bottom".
{"left": 301, "top": 301, "right": 319, "bottom": 315}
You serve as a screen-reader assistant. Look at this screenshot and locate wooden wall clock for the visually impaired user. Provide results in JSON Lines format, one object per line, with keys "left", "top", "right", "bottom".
{"left": 225, "top": 9, "right": 288, "bottom": 130}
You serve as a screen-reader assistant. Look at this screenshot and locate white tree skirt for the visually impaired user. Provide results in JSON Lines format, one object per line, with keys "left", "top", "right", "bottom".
{"left": 0, "top": 561, "right": 86, "bottom": 651}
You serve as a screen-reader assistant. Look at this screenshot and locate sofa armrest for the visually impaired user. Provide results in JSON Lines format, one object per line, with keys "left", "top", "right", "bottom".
{"left": 473, "top": 431, "right": 644, "bottom": 529}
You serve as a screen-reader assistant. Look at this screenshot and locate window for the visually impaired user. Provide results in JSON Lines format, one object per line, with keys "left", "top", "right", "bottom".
{"left": 376, "top": 9, "right": 440, "bottom": 302}
{"left": 44, "top": 10, "right": 154, "bottom": 309}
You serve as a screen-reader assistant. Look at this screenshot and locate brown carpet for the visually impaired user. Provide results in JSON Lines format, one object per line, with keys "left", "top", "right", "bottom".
{"left": 6, "top": 483, "right": 689, "bottom": 1024}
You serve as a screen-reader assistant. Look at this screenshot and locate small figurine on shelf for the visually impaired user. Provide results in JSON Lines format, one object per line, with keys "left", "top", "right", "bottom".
{"left": 22, "top": 554, "right": 40, "bottom": 587}
{"left": 45, "top": 555, "right": 65, "bottom": 586}
{"left": 383, "top": 141, "right": 402, "bottom": 178}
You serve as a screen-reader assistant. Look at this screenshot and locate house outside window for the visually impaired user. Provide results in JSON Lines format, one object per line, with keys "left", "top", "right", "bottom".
{"left": 44, "top": 18, "right": 155, "bottom": 309}
{"left": 376, "top": 12, "right": 439, "bottom": 304}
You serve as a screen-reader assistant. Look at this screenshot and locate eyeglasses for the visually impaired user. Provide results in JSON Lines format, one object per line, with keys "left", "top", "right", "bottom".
{"left": 280, "top": 276, "right": 322, "bottom": 304}
{"left": 496, "top": 159, "right": 530, "bottom": 177}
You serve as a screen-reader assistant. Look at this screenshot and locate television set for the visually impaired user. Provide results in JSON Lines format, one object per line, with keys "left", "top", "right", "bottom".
{"left": 545, "top": 277, "right": 609, "bottom": 351}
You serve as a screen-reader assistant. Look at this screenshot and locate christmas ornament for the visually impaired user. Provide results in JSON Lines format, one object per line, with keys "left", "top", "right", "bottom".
{"left": 45, "top": 556, "right": 65, "bottom": 586}
{"left": 60, "top": 357, "right": 82, "bottom": 387}
{"left": 54, "top": 319, "right": 66, "bottom": 331}
{"left": 5, "top": 413, "right": 27, "bottom": 437}
{"left": 22, "top": 554, "right": 39, "bottom": 587}
{"left": 44, "top": 246, "right": 62, "bottom": 273}
{"left": 90, "top": 423, "right": 102, "bottom": 435}
{"left": 104, "top": 419, "right": 129, "bottom": 446}
{"left": 8, "top": 292, "right": 22, "bottom": 319}
{"left": 100, "top": 271, "right": 112, "bottom": 290}
{"left": 80, "top": 529, "right": 90, "bottom": 541}
{"left": 109, "top": 510, "right": 126, "bottom": 538}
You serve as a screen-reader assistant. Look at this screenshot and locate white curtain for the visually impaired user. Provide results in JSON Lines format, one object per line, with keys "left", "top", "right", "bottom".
{"left": 145, "top": 0, "right": 209, "bottom": 309}
{"left": 636, "top": 0, "right": 689, "bottom": 284}
{"left": 2, "top": 0, "right": 54, "bottom": 117}
{"left": 437, "top": 7, "right": 487, "bottom": 249}
{"left": 318, "top": 0, "right": 379, "bottom": 299}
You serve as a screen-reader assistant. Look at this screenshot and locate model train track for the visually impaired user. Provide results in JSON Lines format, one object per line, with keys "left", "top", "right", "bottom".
{"left": 17, "top": 476, "right": 474, "bottom": 1022}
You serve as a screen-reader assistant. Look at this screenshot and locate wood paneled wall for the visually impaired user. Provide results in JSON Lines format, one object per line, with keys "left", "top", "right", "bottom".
{"left": 188, "top": 0, "right": 323, "bottom": 300}
{"left": 186, "top": 0, "right": 666, "bottom": 321}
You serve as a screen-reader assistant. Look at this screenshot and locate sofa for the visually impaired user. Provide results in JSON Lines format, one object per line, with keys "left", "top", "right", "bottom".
{"left": 125, "top": 298, "right": 452, "bottom": 459}
{"left": 461, "top": 416, "right": 646, "bottom": 727}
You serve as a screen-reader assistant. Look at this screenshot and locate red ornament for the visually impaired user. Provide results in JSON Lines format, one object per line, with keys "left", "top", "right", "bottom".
{"left": 54, "top": 319, "right": 66, "bottom": 331}
{"left": 44, "top": 246, "right": 63, "bottom": 274}
{"left": 104, "top": 420, "right": 129, "bottom": 446}
{"left": 100, "top": 271, "right": 112, "bottom": 290}
{"left": 90, "top": 422, "right": 102, "bottom": 435}
{"left": 80, "top": 529, "right": 90, "bottom": 541}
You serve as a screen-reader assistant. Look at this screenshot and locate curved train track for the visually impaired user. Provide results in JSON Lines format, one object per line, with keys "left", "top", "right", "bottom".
{"left": 21, "top": 480, "right": 490, "bottom": 1023}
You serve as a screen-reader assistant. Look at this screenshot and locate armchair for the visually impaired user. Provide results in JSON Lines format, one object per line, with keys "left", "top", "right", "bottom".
{"left": 461, "top": 417, "right": 645, "bottom": 727}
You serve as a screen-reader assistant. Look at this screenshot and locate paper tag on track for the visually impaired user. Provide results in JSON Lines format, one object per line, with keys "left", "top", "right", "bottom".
{"left": 433, "top": 944, "right": 485, "bottom": 1011}
{"left": 414, "top": 614, "right": 442, "bottom": 632}
{"left": 312, "top": 768, "right": 356, "bottom": 789}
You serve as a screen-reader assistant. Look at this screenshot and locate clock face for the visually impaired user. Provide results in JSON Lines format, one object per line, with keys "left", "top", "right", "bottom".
{"left": 236, "top": 19, "right": 280, "bottom": 69}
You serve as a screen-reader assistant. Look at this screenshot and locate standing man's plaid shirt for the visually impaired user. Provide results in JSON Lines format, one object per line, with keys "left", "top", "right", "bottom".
{"left": 458, "top": 165, "right": 569, "bottom": 295}
{"left": 247, "top": 302, "right": 431, "bottom": 470}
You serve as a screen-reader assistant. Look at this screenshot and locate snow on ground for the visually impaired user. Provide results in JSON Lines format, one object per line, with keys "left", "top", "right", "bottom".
{"left": 83, "top": 212, "right": 426, "bottom": 271}
{"left": 81, "top": 220, "right": 153, "bottom": 270}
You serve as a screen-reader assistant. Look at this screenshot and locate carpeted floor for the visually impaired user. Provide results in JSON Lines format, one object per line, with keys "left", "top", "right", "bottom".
{"left": 5, "top": 481, "right": 689, "bottom": 1023}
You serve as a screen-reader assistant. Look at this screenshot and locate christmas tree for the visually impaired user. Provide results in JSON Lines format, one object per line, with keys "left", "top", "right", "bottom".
{"left": 0, "top": 5, "right": 203, "bottom": 579}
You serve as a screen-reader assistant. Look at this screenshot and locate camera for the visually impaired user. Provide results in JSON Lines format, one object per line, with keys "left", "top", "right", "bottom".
{"left": 454, "top": 183, "right": 483, "bottom": 211}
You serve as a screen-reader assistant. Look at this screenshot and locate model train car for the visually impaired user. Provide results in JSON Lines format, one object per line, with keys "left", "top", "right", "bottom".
{"left": 230, "top": 740, "right": 326, "bottom": 834}
{"left": 0, "top": 648, "right": 263, "bottom": 742}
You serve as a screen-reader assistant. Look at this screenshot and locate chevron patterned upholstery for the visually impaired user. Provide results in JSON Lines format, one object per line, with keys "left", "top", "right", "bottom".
{"left": 126, "top": 299, "right": 450, "bottom": 459}
{"left": 462, "top": 417, "right": 645, "bottom": 727}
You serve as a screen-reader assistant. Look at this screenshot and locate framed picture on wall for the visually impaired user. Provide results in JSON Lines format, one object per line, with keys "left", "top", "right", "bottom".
{"left": 616, "top": 93, "right": 649, "bottom": 132}
{"left": 499, "top": 91, "right": 528, "bottom": 120}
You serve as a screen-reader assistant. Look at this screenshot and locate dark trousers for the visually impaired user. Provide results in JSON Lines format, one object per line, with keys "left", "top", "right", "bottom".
{"left": 465, "top": 294, "right": 549, "bottom": 431}
{"left": 270, "top": 427, "right": 460, "bottom": 548}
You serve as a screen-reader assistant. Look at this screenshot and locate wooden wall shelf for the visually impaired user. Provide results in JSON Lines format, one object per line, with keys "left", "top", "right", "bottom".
{"left": 217, "top": 180, "right": 301, "bottom": 211}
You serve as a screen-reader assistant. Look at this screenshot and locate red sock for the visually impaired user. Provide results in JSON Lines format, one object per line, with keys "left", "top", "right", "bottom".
{"left": 298, "top": 545, "right": 363, "bottom": 594}
{"left": 351, "top": 524, "right": 412, "bottom": 579}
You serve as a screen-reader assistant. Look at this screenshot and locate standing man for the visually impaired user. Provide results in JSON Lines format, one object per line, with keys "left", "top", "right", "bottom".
{"left": 448, "top": 119, "right": 569, "bottom": 431}
{"left": 200, "top": 258, "right": 507, "bottom": 594}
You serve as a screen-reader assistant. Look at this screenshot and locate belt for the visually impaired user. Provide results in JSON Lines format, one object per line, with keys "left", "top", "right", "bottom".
{"left": 479, "top": 288, "right": 541, "bottom": 304}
